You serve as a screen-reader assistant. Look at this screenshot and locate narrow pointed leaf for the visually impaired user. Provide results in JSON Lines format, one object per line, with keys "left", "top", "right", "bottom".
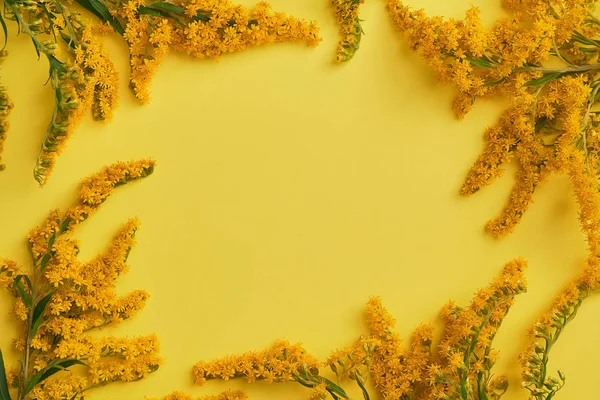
{"left": 467, "top": 58, "right": 492, "bottom": 68}
{"left": 13, "top": 279, "right": 31, "bottom": 309}
{"left": 0, "top": 12, "right": 8, "bottom": 51}
{"left": 0, "top": 350, "right": 11, "bottom": 400}
{"left": 48, "top": 55, "right": 66, "bottom": 73}
{"left": 148, "top": 2, "right": 184, "bottom": 13}
{"left": 31, "top": 292, "right": 53, "bottom": 337}
{"left": 525, "top": 72, "right": 564, "bottom": 87}
{"left": 39, "top": 253, "right": 51, "bottom": 272}
{"left": 75, "top": 0, "right": 124, "bottom": 35}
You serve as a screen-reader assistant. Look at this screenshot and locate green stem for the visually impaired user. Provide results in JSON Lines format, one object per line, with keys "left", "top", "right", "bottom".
{"left": 537, "top": 298, "right": 584, "bottom": 392}
{"left": 18, "top": 271, "right": 38, "bottom": 400}
{"left": 522, "top": 63, "right": 600, "bottom": 74}
{"left": 355, "top": 375, "right": 370, "bottom": 400}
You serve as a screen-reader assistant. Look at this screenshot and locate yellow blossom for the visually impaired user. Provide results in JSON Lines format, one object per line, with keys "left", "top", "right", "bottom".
{"left": 1, "top": 161, "right": 158, "bottom": 397}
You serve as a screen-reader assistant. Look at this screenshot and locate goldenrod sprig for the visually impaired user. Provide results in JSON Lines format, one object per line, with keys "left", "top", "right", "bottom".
{"left": 0, "top": 50, "right": 12, "bottom": 171}
{"left": 327, "top": 337, "right": 378, "bottom": 400}
{"left": 154, "top": 391, "right": 248, "bottom": 400}
{"left": 332, "top": 0, "right": 364, "bottom": 62}
{"left": 188, "top": 260, "right": 525, "bottom": 400}
{"left": 519, "top": 153, "right": 600, "bottom": 400}
{"left": 0, "top": 0, "right": 319, "bottom": 183}
{"left": 0, "top": 160, "right": 159, "bottom": 400}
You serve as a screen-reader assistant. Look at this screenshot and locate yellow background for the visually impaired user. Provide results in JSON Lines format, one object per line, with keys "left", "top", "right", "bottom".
{"left": 0, "top": 0, "right": 598, "bottom": 398}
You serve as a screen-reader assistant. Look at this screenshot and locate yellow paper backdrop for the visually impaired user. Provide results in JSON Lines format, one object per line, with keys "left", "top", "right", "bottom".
{"left": 0, "top": 0, "right": 598, "bottom": 398}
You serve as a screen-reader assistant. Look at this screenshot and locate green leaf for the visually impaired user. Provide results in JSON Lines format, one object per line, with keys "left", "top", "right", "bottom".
{"left": 193, "top": 10, "right": 210, "bottom": 22}
{"left": 40, "top": 253, "right": 51, "bottom": 272}
{"left": 31, "top": 292, "right": 53, "bottom": 337}
{"left": 322, "top": 377, "right": 349, "bottom": 398}
{"left": 55, "top": 86, "right": 63, "bottom": 113}
{"left": 13, "top": 276, "right": 32, "bottom": 309}
{"left": 75, "top": 0, "right": 125, "bottom": 35}
{"left": 14, "top": 274, "right": 32, "bottom": 290}
{"left": 525, "top": 72, "right": 564, "bottom": 87}
{"left": 137, "top": 6, "right": 174, "bottom": 20}
{"left": 47, "top": 234, "right": 56, "bottom": 250}
{"left": 48, "top": 55, "right": 66, "bottom": 73}
{"left": 56, "top": 359, "right": 86, "bottom": 369}
{"left": 60, "top": 33, "right": 77, "bottom": 50}
{"left": 59, "top": 217, "right": 71, "bottom": 233}
{"left": 31, "top": 38, "right": 41, "bottom": 59}
{"left": 355, "top": 376, "right": 370, "bottom": 400}
{"left": 148, "top": 2, "right": 184, "bottom": 14}
{"left": 467, "top": 58, "right": 492, "bottom": 68}
{"left": 137, "top": 6, "right": 163, "bottom": 17}
{"left": 25, "top": 359, "right": 86, "bottom": 394}
{"left": 0, "top": 12, "right": 7, "bottom": 51}
{"left": 0, "top": 350, "right": 11, "bottom": 400}
{"left": 483, "top": 78, "right": 506, "bottom": 87}
{"left": 461, "top": 382, "right": 469, "bottom": 400}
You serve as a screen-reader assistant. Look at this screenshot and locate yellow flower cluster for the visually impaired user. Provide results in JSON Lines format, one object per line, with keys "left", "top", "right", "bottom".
{"left": 1, "top": 160, "right": 159, "bottom": 399}
{"left": 33, "top": 18, "right": 119, "bottom": 186}
{"left": 520, "top": 152, "right": 600, "bottom": 399}
{"left": 386, "top": 0, "right": 600, "bottom": 238}
{"left": 366, "top": 297, "right": 433, "bottom": 398}
{"left": 1, "top": 0, "right": 319, "bottom": 185}
{"left": 367, "top": 259, "right": 526, "bottom": 400}
{"left": 332, "top": 0, "right": 364, "bottom": 62}
{"left": 194, "top": 341, "right": 351, "bottom": 399}
{"left": 0, "top": 50, "right": 13, "bottom": 172}
{"left": 156, "top": 390, "right": 248, "bottom": 400}
{"left": 324, "top": 336, "right": 378, "bottom": 399}
{"left": 326, "top": 336, "right": 378, "bottom": 381}
{"left": 27, "top": 376, "right": 88, "bottom": 400}
{"left": 0, "top": 259, "right": 18, "bottom": 290}
{"left": 385, "top": 1, "right": 600, "bottom": 398}
{"left": 64, "top": 159, "right": 155, "bottom": 226}
{"left": 188, "top": 261, "right": 525, "bottom": 400}
{"left": 118, "top": 0, "right": 321, "bottom": 103}
{"left": 193, "top": 340, "right": 320, "bottom": 385}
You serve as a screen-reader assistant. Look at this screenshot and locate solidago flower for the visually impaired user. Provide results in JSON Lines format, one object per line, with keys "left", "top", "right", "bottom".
{"left": 117, "top": 0, "right": 321, "bottom": 103}
{"left": 326, "top": 336, "right": 379, "bottom": 398}
{"left": 385, "top": 0, "right": 600, "bottom": 238}
{"left": 8, "top": 4, "right": 121, "bottom": 186}
{"left": 332, "top": 0, "right": 365, "bottom": 62}
{"left": 189, "top": 260, "right": 525, "bottom": 400}
{"left": 0, "top": 50, "right": 13, "bottom": 172}
{"left": 366, "top": 297, "right": 432, "bottom": 399}
{"left": 519, "top": 152, "right": 600, "bottom": 400}
{"left": 193, "top": 340, "right": 362, "bottom": 399}
{"left": 1, "top": 0, "right": 319, "bottom": 185}
{"left": 193, "top": 340, "right": 320, "bottom": 385}
{"left": 385, "top": 1, "right": 600, "bottom": 398}
{"left": 0, "top": 160, "right": 159, "bottom": 400}
{"left": 155, "top": 390, "right": 248, "bottom": 400}
{"left": 367, "top": 259, "right": 525, "bottom": 400}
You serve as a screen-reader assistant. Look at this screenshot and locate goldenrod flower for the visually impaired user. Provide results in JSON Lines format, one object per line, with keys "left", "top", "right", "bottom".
{"left": 0, "top": 50, "right": 13, "bottom": 172}
{"left": 0, "top": 160, "right": 159, "bottom": 399}
{"left": 0, "top": 0, "right": 318, "bottom": 184}
{"left": 193, "top": 340, "right": 320, "bottom": 385}
{"left": 367, "top": 260, "right": 526, "bottom": 400}
{"left": 386, "top": 0, "right": 600, "bottom": 244}
{"left": 118, "top": 0, "right": 321, "bottom": 103}
{"left": 156, "top": 390, "right": 248, "bottom": 400}
{"left": 332, "top": 0, "right": 364, "bottom": 62}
